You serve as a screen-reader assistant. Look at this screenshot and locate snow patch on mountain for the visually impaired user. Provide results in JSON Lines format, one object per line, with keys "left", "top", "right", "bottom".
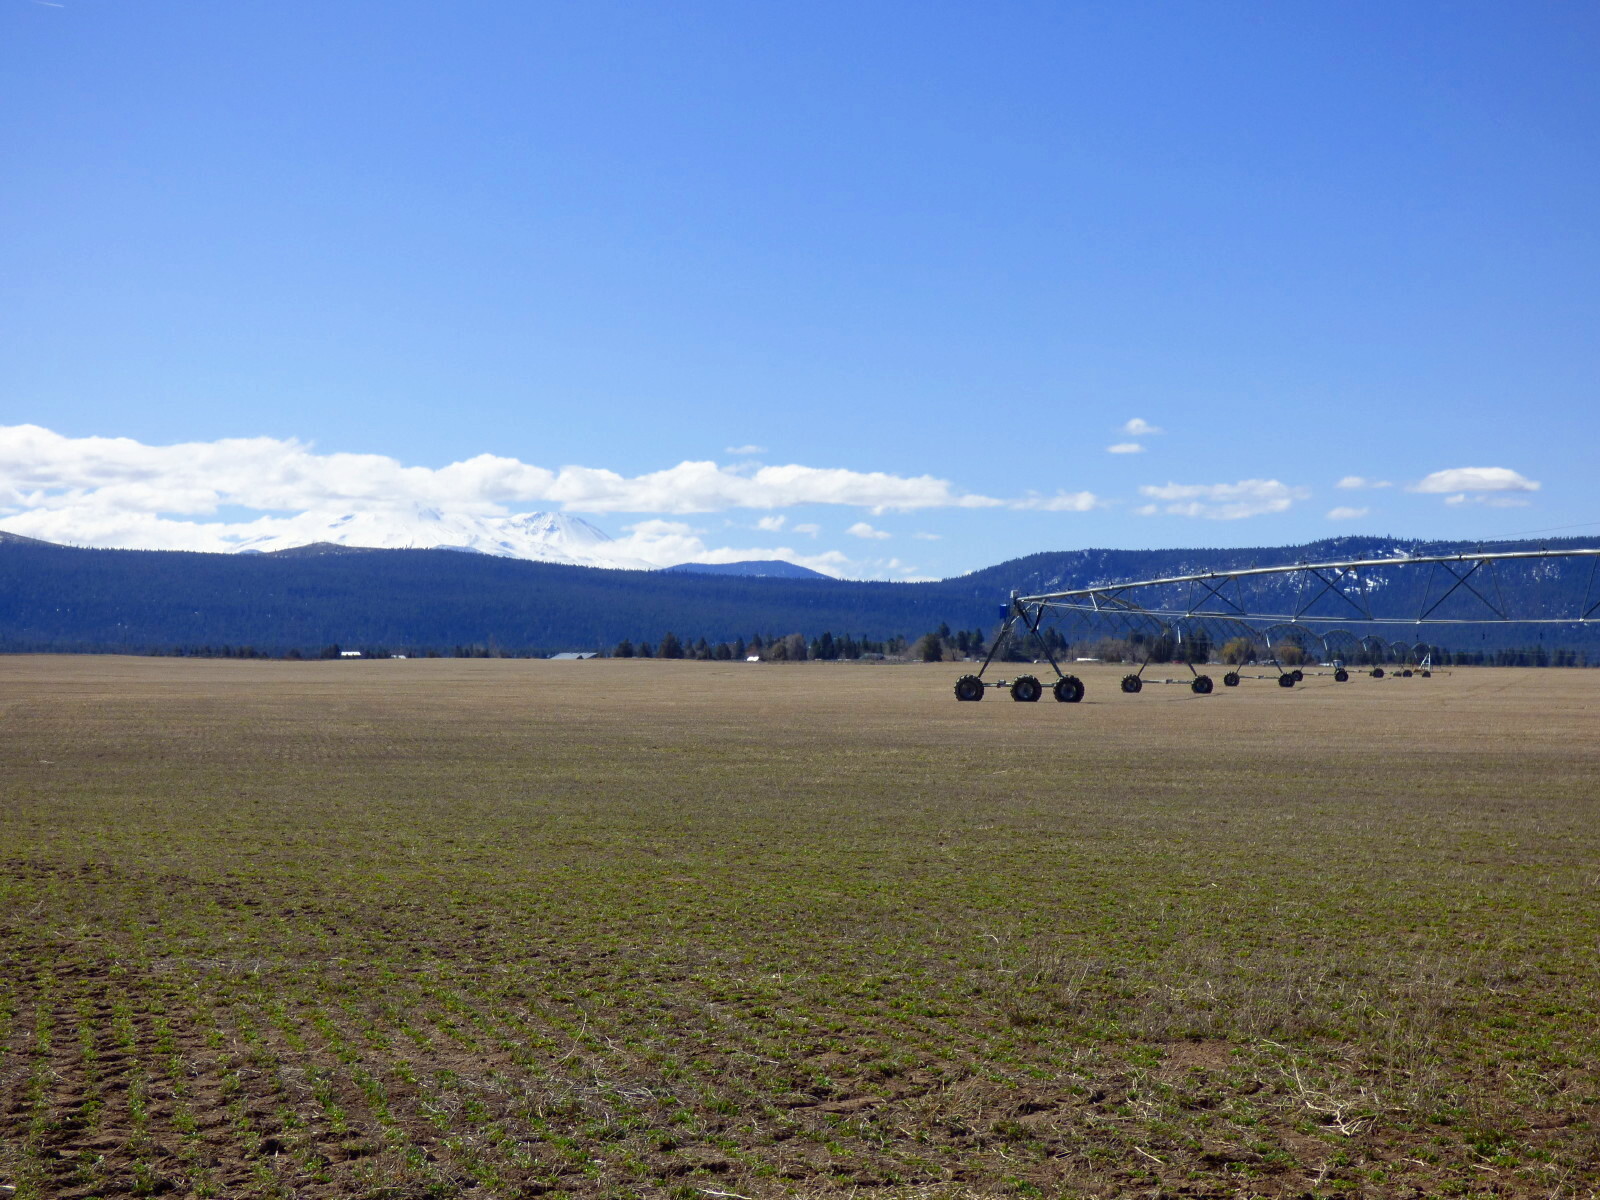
{"left": 230, "top": 506, "right": 655, "bottom": 570}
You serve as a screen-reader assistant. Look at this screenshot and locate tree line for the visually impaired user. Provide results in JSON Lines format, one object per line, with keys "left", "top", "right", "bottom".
{"left": 5, "top": 626, "right": 1592, "bottom": 670}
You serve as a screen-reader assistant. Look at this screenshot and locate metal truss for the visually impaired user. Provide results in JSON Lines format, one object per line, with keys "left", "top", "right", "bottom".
{"left": 952, "top": 548, "right": 1600, "bottom": 703}
{"left": 1019, "top": 548, "right": 1600, "bottom": 626}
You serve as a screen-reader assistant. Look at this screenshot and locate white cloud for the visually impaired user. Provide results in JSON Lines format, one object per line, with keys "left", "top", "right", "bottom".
{"left": 1443, "top": 492, "right": 1531, "bottom": 509}
{"left": 1137, "top": 479, "right": 1310, "bottom": 520}
{"left": 1010, "top": 491, "right": 1101, "bottom": 512}
{"left": 846, "top": 521, "right": 892, "bottom": 540}
{"left": 544, "top": 461, "right": 1005, "bottom": 513}
{"left": 755, "top": 514, "right": 786, "bottom": 532}
{"left": 792, "top": 522, "right": 820, "bottom": 537}
{"left": 607, "top": 519, "right": 851, "bottom": 577}
{"left": 2, "top": 507, "right": 268, "bottom": 553}
{"left": 0, "top": 425, "right": 1008, "bottom": 538}
{"left": 912, "top": 531, "right": 941, "bottom": 541}
{"left": 874, "top": 556, "right": 935, "bottom": 581}
{"left": 725, "top": 444, "right": 766, "bottom": 456}
{"left": 1411, "top": 466, "right": 1540, "bottom": 496}
{"left": 1106, "top": 442, "right": 1144, "bottom": 454}
{"left": 1122, "top": 418, "right": 1162, "bottom": 436}
{"left": 1336, "top": 475, "right": 1392, "bottom": 490}
{"left": 1326, "top": 506, "right": 1370, "bottom": 520}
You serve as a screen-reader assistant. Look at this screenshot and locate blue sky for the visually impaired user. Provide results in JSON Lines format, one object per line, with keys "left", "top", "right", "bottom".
{"left": 3, "top": 1, "right": 1596, "bottom": 578}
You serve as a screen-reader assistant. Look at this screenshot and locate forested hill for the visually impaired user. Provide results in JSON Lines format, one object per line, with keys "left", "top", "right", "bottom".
{"left": 0, "top": 540, "right": 971, "bottom": 654}
{"left": 954, "top": 535, "right": 1600, "bottom": 597}
{"left": 2, "top": 534, "right": 1598, "bottom": 655}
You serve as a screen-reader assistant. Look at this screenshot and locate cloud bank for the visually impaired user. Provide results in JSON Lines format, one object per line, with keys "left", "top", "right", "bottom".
{"left": 607, "top": 520, "right": 852, "bottom": 576}
{"left": 0, "top": 425, "right": 1106, "bottom": 569}
{"left": 1136, "top": 479, "right": 1310, "bottom": 520}
{"left": 0, "top": 424, "right": 1009, "bottom": 521}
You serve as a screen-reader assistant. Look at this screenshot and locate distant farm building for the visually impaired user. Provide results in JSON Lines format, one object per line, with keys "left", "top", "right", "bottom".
{"left": 549, "top": 652, "right": 598, "bottom": 660}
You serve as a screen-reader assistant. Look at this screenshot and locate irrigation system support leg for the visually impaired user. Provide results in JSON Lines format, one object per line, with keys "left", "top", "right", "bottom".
{"left": 971, "top": 598, "right": 1069, "bottom": 687}
{"left": 972, "top": 616, "right": 1014, "bottom": 682}
{"left": 1015, "top": 601, "right": 1069, "bottom": 681}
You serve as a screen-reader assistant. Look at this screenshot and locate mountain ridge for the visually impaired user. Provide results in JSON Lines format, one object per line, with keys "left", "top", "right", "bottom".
{"left": 660, "top": 560, "right": 832, "bottom": 580}
{"left": 227, "top": 506, "right": 653, "bottom": 569}
{"left": 4, "top": 531, "right": 1599, "bottom": 656}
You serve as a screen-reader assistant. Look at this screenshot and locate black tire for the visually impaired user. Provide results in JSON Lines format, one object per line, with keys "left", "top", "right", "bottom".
{"left": 1421, "top": 670, "right": 1432, "bottom": 678}
{"left": 1291, "top": 669, "right": 1304, "bottom": 682}
{"left": 1010, "top": 674, "right": 1042, "bottom": 702}
{"left": 1191, "top": 675, "right": 1213, "bottom": 695}
{"left": 1120, "top": 674, "right": 1143, "bottom": 694}
{"left": 1053, "top": 675, "right": 1085, "bottom": 703}
{"left": 1334, "top": 669, "right": 1349, "bottom": 682}
{"left": 1278, "top": 673, "right": 1296, "bottom": 688}
{"left": 1402, "top": 669, "right": 1413, "bottom": 678}
{"left": 1223, "top": 672, "right": 1240, "bottom": 687}
{"left": 954, "top": 675, "right": 985, "bottom": 702}
{"left": 1371, "top": 668, "right": 1385, "bottom": 678}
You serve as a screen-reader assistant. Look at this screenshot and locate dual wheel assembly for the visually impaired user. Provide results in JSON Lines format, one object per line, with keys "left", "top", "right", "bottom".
{"left": 953, "top": 674, "right": 1084, "bottom": 702}
{"left": 1120, "top": 673, "right": 1213, "bottom": 694}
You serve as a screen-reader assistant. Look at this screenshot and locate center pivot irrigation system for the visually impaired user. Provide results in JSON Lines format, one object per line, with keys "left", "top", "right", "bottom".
{"left": 952, "top": 547, "right": 1600, "bottom": 702}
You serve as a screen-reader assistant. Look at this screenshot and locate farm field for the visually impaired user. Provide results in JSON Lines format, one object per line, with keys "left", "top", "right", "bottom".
{"left": 1, "top": 656, "right": 1597, "bottom": 1200}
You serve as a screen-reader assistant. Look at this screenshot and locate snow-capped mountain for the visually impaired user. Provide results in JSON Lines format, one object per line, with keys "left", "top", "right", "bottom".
{"left": 230, "top": 506, "right": 653, "bottom": 570}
